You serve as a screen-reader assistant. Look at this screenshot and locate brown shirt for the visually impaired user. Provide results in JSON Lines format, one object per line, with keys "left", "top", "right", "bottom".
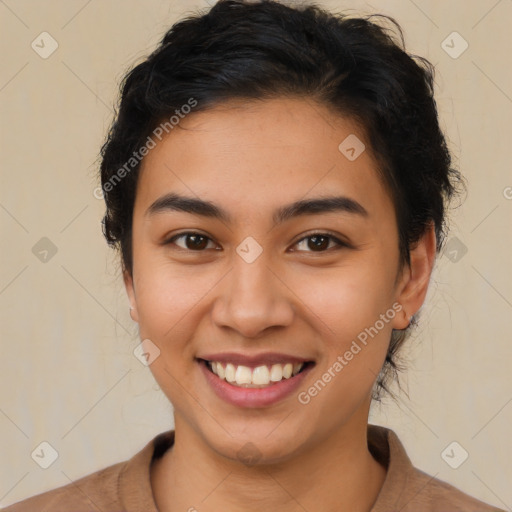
{"left": 2, "top": 424, "right": 504, "bottom": 512}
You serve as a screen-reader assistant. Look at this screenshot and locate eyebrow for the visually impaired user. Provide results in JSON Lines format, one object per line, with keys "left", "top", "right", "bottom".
{"left": 145, "top": 192, "right": 368, "bottom": 225}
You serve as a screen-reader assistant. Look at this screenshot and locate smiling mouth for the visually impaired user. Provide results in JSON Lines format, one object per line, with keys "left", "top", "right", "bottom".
{"left": 198, "top": 359, "right": 314, "bottom": 388}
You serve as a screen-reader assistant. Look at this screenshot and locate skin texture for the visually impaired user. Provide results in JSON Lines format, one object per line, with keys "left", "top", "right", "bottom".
{"left": 124, "top": 97, "right": 436, "bottom": 512}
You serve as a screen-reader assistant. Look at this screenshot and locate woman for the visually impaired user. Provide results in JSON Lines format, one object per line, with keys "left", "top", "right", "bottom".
{"left": 4, "top": 0, "right": 504, "bottom": 511}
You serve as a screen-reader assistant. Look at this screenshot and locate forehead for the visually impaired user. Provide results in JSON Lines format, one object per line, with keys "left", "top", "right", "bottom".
{"left": 134, "top": 97, "right": 393, "bottom": 221}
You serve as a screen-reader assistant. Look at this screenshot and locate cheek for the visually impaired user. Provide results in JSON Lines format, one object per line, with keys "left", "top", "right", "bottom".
{"left": 294, "top": 268, "right": 394, "bottom": 416}
{"left": 287, "top": 257, "right": 397, "bottom": 399}
{"left": 289, "top": 258, "right": 397, "bottom": 340}
{"left": 134, "top": 265, "right": 214, "bottom": 339}
{"left": 132, "top": 265, "right": 212, "bottom": 402}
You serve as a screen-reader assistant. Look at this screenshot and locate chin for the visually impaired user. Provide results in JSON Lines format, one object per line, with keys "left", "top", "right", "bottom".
{"left": 202, "top": 420, "right": 314, "bottom": 467}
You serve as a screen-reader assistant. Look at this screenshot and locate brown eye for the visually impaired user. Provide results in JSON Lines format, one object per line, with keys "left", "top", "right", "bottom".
{"left": 168, "top": 232, "right": 216, "bottom": 251}
{"left": 293, "top": 232, "right": 347, "bottom": 252}
{"left": 306, "top": 235, "right": 330, "bottom": 251}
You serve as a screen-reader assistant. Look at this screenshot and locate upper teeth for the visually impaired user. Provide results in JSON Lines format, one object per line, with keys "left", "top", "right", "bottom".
{"left": 209, "top": 361, "right": 304, "bottom": 387}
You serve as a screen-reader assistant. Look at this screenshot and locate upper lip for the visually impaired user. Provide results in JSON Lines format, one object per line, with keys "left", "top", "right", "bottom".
{"left": 197, "top": 352, "right": 313, "bottom": 368}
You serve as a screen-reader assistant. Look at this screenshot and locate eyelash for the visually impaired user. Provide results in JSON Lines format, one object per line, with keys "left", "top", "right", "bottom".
{"left": 165, "top": 231, "right": 349, "bottom": 253}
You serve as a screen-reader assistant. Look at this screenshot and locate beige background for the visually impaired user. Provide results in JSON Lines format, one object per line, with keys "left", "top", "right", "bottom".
{"left": 1, "top": 0, "right": 511, "bottom": 509}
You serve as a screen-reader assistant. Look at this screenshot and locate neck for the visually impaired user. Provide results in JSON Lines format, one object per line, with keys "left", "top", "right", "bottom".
{"left": 151, "top": 412, "right": 387, "bottom": 512}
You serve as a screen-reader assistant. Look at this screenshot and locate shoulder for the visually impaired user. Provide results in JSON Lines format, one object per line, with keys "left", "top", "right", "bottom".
{"left": 1, "top": 461, "right": 126, "bottom": 512}
{"left": 368, "top": 424, "right": 505, "bottom": 512}
{"left": 2, "top": 430, "right": 174, "bottom": 512}
{"left": 402, "top": 465, "right": 505, "bottom": 512}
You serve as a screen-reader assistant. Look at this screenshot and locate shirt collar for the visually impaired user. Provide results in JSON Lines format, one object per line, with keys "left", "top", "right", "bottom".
{"left": 118, "top": 430, "right": 175, "bottom": 511}
{"left": 367, "top": 424, "right": 413, "bottom": 511}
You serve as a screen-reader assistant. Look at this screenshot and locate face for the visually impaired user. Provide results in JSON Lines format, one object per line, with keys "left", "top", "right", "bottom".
{"left": 124, "top": 97, "right": 430, "bottom": 464}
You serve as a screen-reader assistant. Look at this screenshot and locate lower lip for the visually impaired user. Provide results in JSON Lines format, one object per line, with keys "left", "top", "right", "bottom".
{"left": 198, "top": 360, "right": 314, "bottom": 408}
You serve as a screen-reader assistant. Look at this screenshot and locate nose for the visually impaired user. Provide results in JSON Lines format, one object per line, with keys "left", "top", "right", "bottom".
{"left": 211, "top": 254, "right": 295, "bottom": 338}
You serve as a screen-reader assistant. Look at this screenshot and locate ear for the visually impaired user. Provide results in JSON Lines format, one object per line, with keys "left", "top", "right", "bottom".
{"left": 123, "top": 269, "right": 139, "bottom": 323}
{"left": 392, "top": 223, "right": 437, "bottom": 329}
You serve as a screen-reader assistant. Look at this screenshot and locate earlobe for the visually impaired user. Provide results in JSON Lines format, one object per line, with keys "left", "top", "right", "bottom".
{"left": 392, "top": 223, "right": 436, "bottom": 330}
{"left": 394, "top": 306, "right": 413, "bottom": 330}
{"left": 129, "top": 307, "right": 138, "bottom": 323}
{"left": 123, "top": 269, "right": 139, "bottom": 323}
